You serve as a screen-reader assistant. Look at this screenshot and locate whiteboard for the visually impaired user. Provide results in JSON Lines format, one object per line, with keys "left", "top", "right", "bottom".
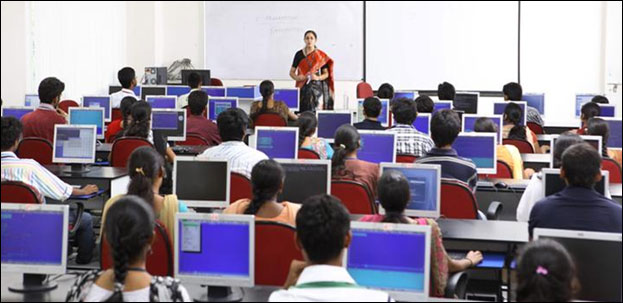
{"left": 204, "top": 1, "right": 363, "bottom": 80}
{"left": 365, "top": 1, "right": 518, "bottom": 91}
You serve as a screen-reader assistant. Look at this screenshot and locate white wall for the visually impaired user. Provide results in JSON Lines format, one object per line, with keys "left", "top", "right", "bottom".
{"left": 1, "top": 1, "right": 27, "bottom": 106}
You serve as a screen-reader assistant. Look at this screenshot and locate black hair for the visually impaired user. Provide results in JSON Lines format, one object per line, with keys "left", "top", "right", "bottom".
{"left": 118, "top": 67, "right": 136, "bottom": 89}
{"left": 297, "top": 112, "right": 318, "bottom": 146}
{"left": 258, "top": 80, "right": 275, "bottom": 116}
{"left": 217, "top": 108, "right": 248, "bottom": 142}
{"left": 562, "top": 143, "right": 602, "bottom": 188}
{"left": 1, "top": 117, "right": 22, "bottom": 151}
{"left": 586, "top": 117, "right": 610, "bottom": 157}
{"left": 430, "top": 109, "right": 460, "bottom": 147}
{"left": 127, "top": 146, "right": 165, "bottom": 209}
{"left": 378, "top": 170, "right": 411, "bottom": 224}
{"left": 503, "top": 82, "right": 523, "bottom": 101}
{"left": 591, "top": 95, "right": 609, "bottom": 104}
{"left": 473, "top": 117, "right": 498, "bottom": 133}
{"left": 38, "top": 77, "right": 65, "bottom": 104}
{"left": 415, "top": 95, "right": 434, "bottom": 113}
{"left": 504, "top": 102, "right": 527, "bottom": 141}
{"left": 552, "top": 132, "right": 583, "bottom": 168}
{"left": 580, "top": 102, "right": 601, "bottom": 121}
{"left": 437, "top": 82, "right": 455, "bottom": 101}
{"left": 188, "top": 90, "right": 208, "bottom": 116}
{"left": 104, "top": 195, "right": 156, "bottom": 302}
{"left": 119, "top": 97, "right": 137, "bottom": 129}
{"left": 332, "top": 124, "right": 360, "bottom": 176}
{"left": 391, "top": 98, "right": 418, "bottom": 125}
{"left": 124, "top": 101, "right": 152, "bottom": 139}
{"left": 296, "top": 194, "right": 350, "bottom": 264}
{"left": 304, "top": 30, "right": 317, "bottom": 39}
{"left": 516, "top": 239, "right": 577, "bottom": 302}
{"left": 377, "top": 83, "right": 394, "bottom": 100}
{"left": 362, "top": 97, "right": 382, "bottom": 118}
{"left": 245, "top": 160, "right": 285, "bottom": 215}
{"left": 187, "top": 72, "right": 202, "bottom": 89}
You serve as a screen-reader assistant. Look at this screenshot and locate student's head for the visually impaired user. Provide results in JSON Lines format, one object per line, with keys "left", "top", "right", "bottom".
{"left": 217, "top": 108, "right": 249, "bottom": 142}
{"left": 437, "top": 82, "right": 455, "bottom": 101}
{"left": 473, "top": 117, "right": 499, "bottom": 133}
{"left": 503, "top": 82, "right": 523, "bottom": 101}
{"left": 377, "top": 83, "right": 394, "bottom": 100}
{"left": 245, "top": 160, "right": 285, "bottom": 215}
{"left": 362, "top": 97, "right": 382, "bottom": 119}
{"left": 124, "top": 101, "right": 152, "bottom": 139}
{"left": 259, "top": 80, "right": 275, "bottom": 114}
{"left": 304, "top": 30, "right": 317, "bottom": 48}
{"left": 187, "top": 72, "right": 202, "bottom": 89}
{"left": 586, "top": 117, "right": 610, "bottom": 157}
{"left": 516, "top": 239, "right": 577, "bottom": 302}
{"left": 561, "top": 143, "right": 602, "bottom": 188}
{"left": 120, "top": 96, "right": 137, "bottom": 127}
{"left": 332, "top": 124, "right": 361, "bottom": 175}
{"left": 1, "top": 117, "right": 22, "bottom": 152}
{"left": 296, "top": 194, "right": 351, "bottom": 265}
{"left": 591, "top": 95, "right": 609, "bottom": 104}
{"left": 378, "top": 170, "right": 411, "bottom": 224}
{"left": 415, "top": 95, "right": 434, "bottom": 113}
{"left": 104, "top": 195, "right": 156, "bottom": 302}
{"left": 38, "top": 77, "right": 65, "bottom": 106}
{"left": 503, "top": 102, "right": 524, "bottom": 126}
{"left": 552, "top": 132, "right": 583, "bottom": 168}
{"left": 118, "top": 67, "right": 136, "bottom": 89}
{"left": 127, "top": 146, "right": 165, "bottom": 209}
{"left": 430, "top": 109, "right": 461, "bottom": 148}
{"left": 580, "top": 102, "right": 601, "bottom": 122}
{"left": 297, "top": 112, "right": 317, "bottom": 146}
{"left": 391, "top": 98, "right": 418, "bottom": 125}
{"left": 188, "top": 90, "right": 208, "bottom": 116}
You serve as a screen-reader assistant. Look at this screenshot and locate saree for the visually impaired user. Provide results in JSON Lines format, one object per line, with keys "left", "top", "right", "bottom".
{"left": 295, "top": 48, "right": 335, "bottom": 111}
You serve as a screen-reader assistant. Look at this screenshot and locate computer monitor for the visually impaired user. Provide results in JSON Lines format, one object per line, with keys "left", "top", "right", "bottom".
{"left": 393, "top": 91, "right": 416, "bottom": 101}
{"left": 82, "top": 96, "right": 112, "bottom": 122}
{"left": 276, "top": 159, "right": 331, "bottom": 204}
{"left": 1, "top": 203, "right": 69, "bottom": 293}
{"left": 358, "top": 131, "right": 396, "bottom": 164}
{"left": 52, "top": 125, "right": 96, "bottom": 168}
{"left": 141, "top": 86, "right": 167, "bottom": 100}
{"left": 432, "top": 101, "right": 452, "bottom": 113}
{"left": 274, "top": 88, "right": 300, "bottom": 111}
{"left": 462, "top": 114, "right": 503, "bottom": 145}
{"left": 358, "top": 98, "right": 390, "bottom": 127}
{"left": 1, "top": 107, "right": 34, "bottom": 120}
{"left": 602, "top": 118, "right": 622, "bottom": 150}
{"left": 146, "top": 95, "right": 177, "bottom": 109}
{"left": 522, "top": 93, "right": 545, "bottom": 115}
{"left": 453, "top": 92, "right": 479, "bottom": 114}
{"left": 68, "top": 107, "right": 105, "bottom": 140}
{"left": 24, "top": 94, "right": 40, "bottom": 108}
{"left": 346, "top": 222, "right": 431, "bottom": 301}
{"left": 597, "top": 104, "right": 616, "bottom": 117}
{"left": 226, "top": 86, "right": 261, "bottom": 100}
{"left": 173, "top": 157, "right": 229, "bottom": 208}
{"left": 451, "top": 132, "right": 497, "bottom": 174}
{"left": 109, "top": 85, "right": 141, "bottom": 97}
{"left": 549, "top": 135, "right": 602, "bottom": 167}
{"left": 542, "top": 168, "right": 608, "bottom": 197}
{"left": 379, "top": 163, "right": 441, "bottom": 218}
{"left": 251, "top": 127, "right": 299, "bottom": 159}
{"left": 575, "top": 94, "right": 597, "bottom": 117}
{"left": 533, "top": 228, "right": 622, "bottom": 302}
{"left": 181, "top": 69, "right": 211, "bottom": 87}
{"left": 208, "top": 97, "right": 238, "bottom": 121}
{"left": 202, "top": 86, "right": 226, "bottom": 97}
{"left": 493, "top": 101, "right": 528, "bottom": 126}
{"left": 151, "top": 109, "right": 186, "bottom": 141}
{"left": 166, "top": 85, "right": 191, "bottom": 97}
{"left": 316, "top": 110, "right": 353, "bottom": 142}
{"left": 412, "top": 113, "right": 431, "bottom": 135}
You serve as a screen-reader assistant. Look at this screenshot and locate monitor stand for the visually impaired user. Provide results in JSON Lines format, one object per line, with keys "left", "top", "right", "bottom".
{"left": 63, "top": 164, "right": 92, "bottom": 174}
{"left": 8, "top": 274, "right": 57, "bottom": 293}
{"left": 196, "top": 286, "right": 242, "bottom": 302}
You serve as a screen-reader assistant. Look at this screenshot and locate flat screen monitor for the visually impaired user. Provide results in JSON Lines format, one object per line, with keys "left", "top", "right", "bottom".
{"left": 316, "top": 110, "right": 353, "bottom": 142}
{"left": 82, "top": 96, "right": 112, "bottom": 122}
{"left": 542, "top": 168, "right": 608, "bottom": 197}
{"left": 68, "top": 107, "right": 105, "bottom": 139}
{"left": 602, "top": 118, "right": 622, "bottom": 149}
{"left": 146, "top": 95, "right": 177, "bottom": 109}
{"left": 432, "top": 101, "right": 452, "bottom": 113}
{"left": 226, "top": 86, "right": 261, "bottom": 100}
{"left": 24, "top": 94, "right": 40, "bottom": 108}
{"left": 141, "top": 86, "right": 167, "bottom": 100}
{"left": 166, "top": 85, "right": 191, "bottom": 97}
{"left": 597, "top": 104, "right": 616, "bottom": 117}
{"left": 452, "top": 92, "right": 479, "bottom": 114}
{"left": 462, "top": 114, "right": 503, "bottom": 145}
{"left": 358, "top": 131, "right": 396, "bottom": 164}
{"left": 412, "top": 113, "right": 431, "bottom": 135}
{"left": 493, "top": 101, "right": 528, "bottom": 126}
{"left": 274, "top": 88, "right": 300, "bottom": 111}
{"left": 151, "top": 109, "right": 186, "bottom": 141}
{"left": 108, "top": 85, "right": 141, "bottom": 97}
{"left": 379, "top": 163, "right": 441, "bottom": 218}
{"left": 202, "top": 86, "right": 226, "bottom": 97}
{"left": 276, "top": 159, "right": 331, "bottom": 204}
{"left": 52, "top": 125, "right": 96, "bottom": 164}
{"left": 173, "top": 157, "right": 229, "bottom": 208}
{"left": 181, "top": 69, "right": 211, "bottom": 87}
{"left": 358, "top": 98, "right": 390, "bottom": 127}
{"left": 550, "top": 135, "right": 602, "bottom": 167}
{"left": 451, "top": 132, "right": 497, "bottom": 174}
{"left": 1, "top": 107, "right": 34, "bottom": 120}
{"left": 393, "top": 91, "right": 416, "bottom": 101}
{"left": 252, "top": 127, "right": 299, "bottom": 159}
{"left": 208, "top": 97, "right": 238, "bottom": 121}
{"left": 522, "top": 93, "right": 545, "bottom": 115}
{"left": 575, "top": 94, "right": 597, "bottom": 117}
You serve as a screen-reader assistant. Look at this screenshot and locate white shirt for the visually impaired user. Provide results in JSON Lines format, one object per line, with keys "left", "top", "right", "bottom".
{"left": 83, "top": 283, "right": 191, "bottom": 302}
{"left": 269, "top": 265, "right": 393, "bottom": 302}
{"left": 197, "top": 141, "right": 268, "bottom": 178}
{"left": 111, "top": 88, "right": 138, "bottom": 108}
{"left": 177, "top": 88, "right": 201, "bottom": 109}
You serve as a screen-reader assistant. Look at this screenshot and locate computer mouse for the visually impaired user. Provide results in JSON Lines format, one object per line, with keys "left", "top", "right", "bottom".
{"left": 494, "top": 181, "right": 508, "bottom": 189}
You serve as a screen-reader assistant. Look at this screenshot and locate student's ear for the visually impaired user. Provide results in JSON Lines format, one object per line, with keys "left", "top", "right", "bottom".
{"left": 594, "top": 171, "right": 603, "bottom": 183}
{"left": 131, "top": 77, "right": 137, "bottom": 88}
{"left": 344, "top": 231, "right": 352, "bottom": 249}
{"left": 278, "top": 179, "right": 285, "bottom": 194}
{"left": 560, "top": 167, "right": 568, "bottom": 184}
{"left": 150, "top": 230, "right": 156, "bottom": 245}
{"left": 158, "top": 166, "right": 165, "bottom": 179}
{"left": 294, "top": 233, "right": 304, "bottom": 253}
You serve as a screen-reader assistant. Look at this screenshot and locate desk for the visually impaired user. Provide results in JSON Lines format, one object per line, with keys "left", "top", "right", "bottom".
{"left": 476, "top": 178, "right": 529, "bottom": 221}
{"left": 95, "top": 143, "right": 112, "bottom": 163}
{"left": 171, "top": 145, "right": 210, "bottom": 156}
{"left": 521, "top": 153, "right": 551, "bottom": 172}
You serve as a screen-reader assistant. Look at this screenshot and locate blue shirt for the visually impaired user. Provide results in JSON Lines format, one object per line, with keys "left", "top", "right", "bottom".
{"left": 416, "top": 147, "right": 478, "bottom": 190}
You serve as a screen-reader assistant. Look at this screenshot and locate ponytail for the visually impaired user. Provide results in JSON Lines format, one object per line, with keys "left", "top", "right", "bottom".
{"left": 258, "top": 80, "right": 275, "bottom": 115}
{"left": 331, "top": 125, "right": 360, "bottom": 177}
{"left": 124, "top": 101, "right": 151, "bottom": 139}
{"left": 106, "top": 223, "right": 130, "bottom": 302}
{"left": 378, "top": 169, "right": 411, "bottom": 223}
{"left": 244, "top": 160, "right": 284, "bottom": 215}
{"left": 297, "top": 112, "right": 318, "bottom": 146}
{"left": 382, "top": 211, "right": 410, "bottom": 224}
{"left": 127, "top": 146, "right": 164, "bottom": 209}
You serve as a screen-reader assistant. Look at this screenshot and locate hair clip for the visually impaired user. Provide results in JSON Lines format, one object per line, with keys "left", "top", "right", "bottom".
{"left": 339, "top": 144, "right": 346, "bottom": 149}
{"left": 536, "top": 265, "right": 549, "bottom": 276}
{"left": 135, "top": 167, "right": 145, "bottom": 176}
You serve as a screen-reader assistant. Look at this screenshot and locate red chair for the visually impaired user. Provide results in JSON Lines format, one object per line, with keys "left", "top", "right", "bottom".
{"left": 440, "top": 179, "right": 480, "bottom": 219}
{"left": 396, "top": 154, "right": 418, "bottom": 163}
{"left": 255, "top": 221, "right": 303, "bottom": 286}
{"left": 110, "top": 137, "right": 153, "bottom": 168}
{"left": 479, "top": 161, "right": 513, "bottom": 179}
{"left": 356, "top": 82, "right": 374, "bottom": 99}
{"left": 602, "top": 158, "right": 622, "bottom": 184}
{"left": 503, "top": 139, "right": 534, "bottom": 154}
{"left": 298, "top": 149, "right": 321, "bottom": 159}
{"left": 177, "top": 133, "right": 210, "bottom": 146}
{"left": 230, "top": 172, "right": 253, "bottom": 204}
{"left": 330, "top": 180, "right": 377, "bottom": 214}
{"left": 210, "top": 78, "right": 224, "bottom": 87}
{"left": 253, "top": 113, "right": 287, "bottom": 127}
{"left": 101, "top": 220, "right": 173, "bottom": 276}
{"left": 111, "top": 108, "right": 123, "bottom": 121}
{"left": 58, "top": 100, "right": 79, "bottom": 113}
{"left": 527, "top": 122, "right": 544, "bottom": 135}
{"left": 16, "top": 137, "right": 53, "bottom": 165}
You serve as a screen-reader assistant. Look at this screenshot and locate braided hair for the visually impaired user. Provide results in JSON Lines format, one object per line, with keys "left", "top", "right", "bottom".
{"left": 258, "top": 80, "right": 275, "bottom": 115}
{"left": 127, "top": 146, "right": 165, "bottom": 209}
{"left": 331, "top": 124, "right": 360, "bottom": 178}
{"left": 244, "top": 160, "right": 285, "bottom": 215}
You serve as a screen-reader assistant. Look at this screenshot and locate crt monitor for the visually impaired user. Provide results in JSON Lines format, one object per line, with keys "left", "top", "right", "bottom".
{"left": 358, "top": 98, "right": 390, "bottom": 127}
{"left": 166, "top": 85, "right": 191, "bottom": 97}
{"left": 52, "top": 125, "right": 96, "bottom": 164}
{"left": 173, "top": 157, "right": 229, "bottom": 208}
{"left": 276, "top": 159, "right": 331, "bottom": 204}
{"left": 393, "top": 91, "right": 416, "bottom": 101}
{"left": 412, "top": 113, "right": 431, "bottom": 135}
{"left": 274, "top": 88, "right": 300, "bottom": 111}
{"left": 602, "top": 118, "right": 622, "bottom": 149}
{"left": 550, "top": 135, "right": 602, "bottom": 167}
{"left": 24, "top": 94, "right": 40, "bottom": 108}
{"left": 358, "top": 131, "right": 396, "bottom": 164}
{"left": 522, "top": 93, "right": 545, "bottom": 115}
{"left": 451, "top": 132, "right": 497, "bottom": 174}
{"left": 208, "top": 97, "right": 238, "bottom": 121}
{"left": 534, "top": 228, "right": 622, "bottom": 302}
{"left": 316, "top": 110, "right": 353, "bottom": 142}
{"left": 151, "top": 109, "right": 187, "bottom": 141}
{"left": 346, "top": 222, "right": 431, "bottom": 301}
{"left": 452, "top": 92, "right": 479, "bottom": 114}
{"left": 462, "top": 114, "right": 503, "bottom": 145}
{"left": 252, "top": 127, "right": 299, "bottom": 159}
{"left": 68, "top": 107, "right": 105, "bottom": 140}
{"left": 493, "top": 101, "right": 528, "bottom": 126}
{"left": 575, "top": 94, "right": 597, "bottom": 117}
{"left": 141, "top": 86, "right": 167, "bottom": 100}
{"left": 1, "top": 107, "right": 34, "bottom": 120}
{"left": 202, "top": 86, "right": 226, "bottom": 97}
{"left": 379, "top": 163, "right": 441, "bottom": 218}
{"left": 542, "top": 168, "right": 608, "bottom": 197}
{"left": 146, "top": 95, "right": 177, "bottom": 109}
{"left": 181, "top": 69, "right": 211, "bottom": 87}
{"left": 82, "top": 96, "right": 112, "bottom": 122}
{"left": 597, "top": 104, "right": 616, "bottom": 117}
{"left": 432, "top": 101, "right": 452, "bottom": 113}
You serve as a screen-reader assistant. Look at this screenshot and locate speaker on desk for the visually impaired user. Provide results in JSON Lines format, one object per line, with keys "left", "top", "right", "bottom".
{"left": 144, "top": 67, "right": 168, "bottom": 85}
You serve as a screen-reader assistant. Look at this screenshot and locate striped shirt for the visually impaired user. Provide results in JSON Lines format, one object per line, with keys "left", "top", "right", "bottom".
{"left": 197, "top": 141, "right": 268, "bottom": 178}
{"left": 1, "top": 151, "right": 73, "bottom": 202}
{"left": 417, "top": 148, "right": 478, "bottom": 190}
{"left": 385, "top": 124, "right": 434, "bottom": 157}
{"left": 526, "top": 106, "right": 544, "bottom": 126}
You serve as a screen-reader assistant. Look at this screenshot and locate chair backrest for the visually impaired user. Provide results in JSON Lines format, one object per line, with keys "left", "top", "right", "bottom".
{"left": 230, "top": 172, "right": 253, "bottom": 204}
{"left": 440, "top": 179, "right": 479, "bottom": 219}
{"left": 298, "top": 149, "right": 321, "bottom": 159}
{"left": 602, "top": 158, "right": 622, "bottom": 184}
{"left": 1, "top": 181, "right": 44, "bottom": 204}
{"left": 356, "top": 82, "right": 374, "bottom": 99}
{"left": 330, "top": 180, "right": 377, "bottom": 214}
{"left": 110, "top": 137, "right": 153, "bottom": 168}
{"left": 210, "top": 78, "right": 224, "bottom": 87}
{"left": 479, "top": 160, "right": 513, "bottom": 179}
{"left": 253, "top": 113, "right": 287, "bottom": 127}
{"left": 255, "top": 221, "right": 303, "bottom": 286}
{"left": 111, "top": 108, "right": 123, "bottom": 121}
{"left": 178, "top": 133, "right": 210, "bottom": 146}
{"left": 396, "top": 154, "right": 418, "bottom": 163}
{"left": 16, "top": 137, "right": 54, "bottom": 165}
{"left": 101, "top": 220, "right": 173, "bottom": 276}
{"left": 58, "top": 100, "right": 79, "bottom": 113}
{"left": 527, "top": 122, "right": 544, "bottom": 135}
{"left": 503, "top": 139, "right": 535, "bottom": 154}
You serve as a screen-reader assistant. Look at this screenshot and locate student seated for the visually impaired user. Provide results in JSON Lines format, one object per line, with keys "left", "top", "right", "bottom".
{"left": 21, "top": 77, "right": 67, "bottom": 143}
{"left": 110, "top": 67, "right": 138, "bottom": 108}
{"left": 298, "top": 112, "right": 333, "bottom": 159}
{"left": 66, "top": 196, "right": 191, "bottom": 302}
{"left": 502, "top": 102, "right": 541, "bottom": 153}
{"left": 385, "top": 98, "right": 434, "bottom": 157}
{"left": 332, "top": 124, "right": 379, "bottom": 197}
{"left": 437, "top": 82, "right": 455, "bottom": 101}
{"left": 353, "top": 97, "right": 386, "bottom": 130}
{"left": 186, "top": 90, "right": 221, "bottom": 146}
{"left": 576, "top": 102, "right": 601, "bottom": 135}
{"left": 528, "top": 143, "right": 622, "bottom": 236}
{"left": 503, "top": 82, "right": 544, "bottom": 126}
{"left": 177, "top": 71, "right": 202, "bottom": 109}
{"left": 2, "top": 117, "right": 98, "bottom": 264}
{"left": 269, "top": 195, "right": 393, "bottom": 302}
{"left": 105, "top": 96, "right": 136, "bottom": 143}
{"left": 377, "top": 83, "right": 394, "bottom": 100}
{"left": 516, "top": 239, "right": 578, "bottom": 302}
{"left": 587, "top": 117, "right": 622, "bottom": 165}
{"left": 417, "top": 110, "right": 478, "bottom": 190}
{"left": 122, "top": 102, "right": 176, "bottom": 164}
{"left": 225, "top": 159, "right": 300, "bottom": 226}
{"left": 250, "top": 80, "right": 298, "bottom": 123}
{"left": 591, "top": 95, "right": 609, "bottom": 104}
{"left": 415, "top": 95, "right": 434, "bottom": 113}
{"left": 361, "top": 170, "right": 483, "bottom": 297}
{"left": 198, "top": 108, "right": 268, "bottom": 178}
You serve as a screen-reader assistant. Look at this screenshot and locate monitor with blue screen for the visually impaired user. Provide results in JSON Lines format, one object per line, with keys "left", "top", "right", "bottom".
{"left": 346, "top": 221, "right": 431, "bottom": 301}
{"left": 274, "top": 88, "right": 299, "bottom": 111}
{"left": 575, "top": 94, "right": 596, "bottom": 117}
{"left": 316, "top": 110, "right": 353, "bottom": 142}
{"left": 25, "top": 94, "right": 40, "bottom": 108}
{"left": 208, "top": 97, "right": 238, "bottom": 121}
{"left": 602, "top": 118, "right": 622, "bottom": 149}
{"left": 1, "top": 107, "right": 34, "bottom": 120}
{"left": 379, "top": 163, "right": 441, "bottom": 218}
{"left": 82, "top": 96, "right": 112, "bottom": 122}
{"left": 462, "top": 114, "right": 503, "bottom": 145}
{"left": 276, "top": 159, "right": 331, "bottom": 204}
{"left": 52, "top": 125, "right": 96, "bottom": 164}
{"left": 141, "top": 86, "right": 167, "bottom": 100}
{"left": 226, "top": 86, "right": 261, "bottom": 99}
{"left": 451, "top": 132, "right": 497, "bottom": 174}
{"left": 453, "top": 92, "right": 479, "bottom": 114}
{"left": 173, "top": 157, "right": 229, "bottom": 208}
{"left": 202, "top": 86, "right": 226, "bottom": 97}
{"left": 412, "top": 113, "right": 431, "bottom": 135}
{"left": 493, "top": 101, "right": 528, "bottom": 126}
{"left": 68, "top": 107, "right": 105, "bottom": 139}
{"left": 166, "top": 85, "right": 191, "bottom": 97}
{"left": 146, "top": 95, "right": 177, "bottom": 109}
{"left": 358, "top": 98, "right": 390, "bottom": 127}
{"left": 252, "top": 127, "right": 299, "bottom": 159}
{"left": 151, "top": 109, "right": 186, "bottom": 141}
{"left": 358, "top": 130, "right": 396, "bottom": 164}
{"left": 108, "top": 85, "right": 141, "bottom": 97}
{"left": 432, "top": 101, "right": 452, "bottom": 113}
{"left": 393, "top": 91, "right": 416, "bottom": 101}
{"left": 597, "top": 104, "right": 616, "bottom": 117}
{"left": 522, "top": 93, "right": 545, "bottom": 115}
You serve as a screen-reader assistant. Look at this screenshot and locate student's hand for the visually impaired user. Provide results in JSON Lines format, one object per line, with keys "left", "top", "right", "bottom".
{"left": 465, "top": 251, "right": 483, "bottom": 267}
{"left": 283, "top": 260, "right": 310, "bottom": 289}
{"left": 78, "top": 184, "right": 99, "bottom": 195}
{"left": 57, "top": 108, "right": 68, "bottom": 118}
{"left": 523, "top": 168, "right": 536, "bottom": 179}
{"left": 297, "top": 75, "right": 308, "bottom": 82}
